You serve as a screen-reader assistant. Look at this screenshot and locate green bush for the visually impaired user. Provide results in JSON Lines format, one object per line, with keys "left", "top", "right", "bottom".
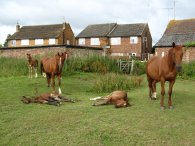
{"left": 132, "top": 61, "right": 146, "bottom": 75}
{"left": 92, "top": 73, "right": 144, "bottom": 93}
{"left": 179, "top": 61, "right": 195, "bottom": 79}
{"left": 184, "top": 41, "right": 195, "bottom": 47}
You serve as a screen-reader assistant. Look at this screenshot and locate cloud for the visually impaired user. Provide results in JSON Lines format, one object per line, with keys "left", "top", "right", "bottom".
{"left": 0, "top": 0, "right": 195, "bottom": 45}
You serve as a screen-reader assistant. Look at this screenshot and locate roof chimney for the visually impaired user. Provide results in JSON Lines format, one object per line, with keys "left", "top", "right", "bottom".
{"left": 16, "top": 23, "right": 20, "bottom": 32}
{"left": 63, "top": 22, "right": 66, "bottom": 30}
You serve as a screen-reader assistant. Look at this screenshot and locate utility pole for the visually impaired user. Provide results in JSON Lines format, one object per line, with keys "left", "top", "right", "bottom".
{"left": 163, "top": 8, "right": 173, "bottom": 21}
{"left": 173, "top": 0, "right": 177, "bottom": 20}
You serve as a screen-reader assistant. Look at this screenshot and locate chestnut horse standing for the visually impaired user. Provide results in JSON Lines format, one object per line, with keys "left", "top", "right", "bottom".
{"left": 40, "top": 52, "right": 68, "bottom": 94}
{"left": 146, "top": 42, "right": 183, "bottom": 110}
{"left": 27, "top": 53, "right": 38, "bottom": 78}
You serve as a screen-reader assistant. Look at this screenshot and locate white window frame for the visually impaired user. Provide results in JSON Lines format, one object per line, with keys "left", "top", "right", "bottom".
{"left": 11, "top": 40, "right": 16, "bottom": 46}
{"left": 111, "top": 37, "right": 121, "bottom": 45}
{"left": 111, "top": 53, "right": 124, "bottom": 56}
{"left": 49, "top": 38, "right": 56, "bottom": 45}
{"left": 130, "top": 36, "right": 138, "bottom": 44}
{"left": 35, "top": 39, "right": 44, "bottom": 45}
{"left": 66, "top": 40, "right": 70, "bottom": 45}
{"left": 90, "top": 38, "right": 100, "bottom": 45}
{"left": 78, "top": 38, "right": 85, "bottom": 45}
{"left": 162, "top": 52, "right": 165, "bottom": 57}
{"left": 21, "top": 39, "right": 29, "bottom": 46}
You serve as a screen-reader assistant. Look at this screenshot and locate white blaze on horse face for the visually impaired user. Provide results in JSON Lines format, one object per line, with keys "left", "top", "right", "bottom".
{"left": 59, "top": 57, "right": 62, "bottom": 66}
{"left": 152, "top": 92, "right": 157, "bottom": 99}
{"left": 59, "top": 87, "right": 62, "bottom": 94}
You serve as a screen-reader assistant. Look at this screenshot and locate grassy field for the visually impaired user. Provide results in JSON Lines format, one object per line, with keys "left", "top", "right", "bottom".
{"left": 0, "top": 73, "right": 194, "bottom": 146}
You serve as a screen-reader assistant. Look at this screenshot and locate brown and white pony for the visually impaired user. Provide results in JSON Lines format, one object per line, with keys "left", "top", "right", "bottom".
{"left": 27, "top": 53, "right": 38, "bottom": 78}
{"left": 40, "top": 52, "right": 68, "bottom": 94}
{"left": 91, "top": 90, "right": 130, "bottom": 108}
{"left": 146, "top": 42, "right": 183, "bottom": 110}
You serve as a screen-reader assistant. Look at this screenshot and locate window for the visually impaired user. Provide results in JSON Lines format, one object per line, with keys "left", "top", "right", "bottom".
{"left": 49, "top": 38, "right": 56, "bottom": 45}
{"left": 132, "top": 53, "right": 137, "bottom": 56}
{"left": 35, "top": 39, "right": 43, "bottom": 45}
{"left": 91, "top": 38, "right": 100, "bottom": 45}
{"left": 143, "top": 37, "right": 147, "bottom": 43}
{"left": 162, "top": 52, "right": 165, "bottom": 57}
{"left": 21, "top": 39, "right": 29, "bottom": 46}
{"left": 130, "top": 36, "right": 138, "bottom": 44}
{"left": 11, "top": 40, "right": 16, "bottom": 46}
{"left": 111, "top": 53, "right": 124, "bottom": 56}
{"left": 67, "top": 40, "right": 70, "bottom": 45}
{"left": 111, "top": 37, "right": 121, "bottom": 45}
{"left": 78, "top": 38, "right": 85, "bottom": 45}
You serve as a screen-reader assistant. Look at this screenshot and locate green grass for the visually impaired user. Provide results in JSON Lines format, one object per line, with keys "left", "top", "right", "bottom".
{"left": 0, "top": 73, "right": 194, "bottom": 146}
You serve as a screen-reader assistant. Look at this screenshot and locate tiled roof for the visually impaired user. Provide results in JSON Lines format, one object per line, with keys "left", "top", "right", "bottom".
{"left": 8, "top": 24, "right": 64, "bottom": 40}
{"left": 155, "top": 18, "right": 195, "bottom": 47}
{"left": 76, "top": 23, "right": 117, "bottom": 38}
{"left": 108, "top": 23, "right": 147, "bottom": 37}
{"left": 76, "top": 23, "right": 147, "bottom": 38}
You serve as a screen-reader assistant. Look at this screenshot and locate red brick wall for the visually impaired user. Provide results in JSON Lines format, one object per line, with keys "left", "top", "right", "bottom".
{"left": 155, "top": 47, "right": 195, "bottom": 62}
{"left": 110, "top": 37, "right": 142, "bottom": 56}
{"left": 0, "top": 46, "right": 103, "bottom": 58}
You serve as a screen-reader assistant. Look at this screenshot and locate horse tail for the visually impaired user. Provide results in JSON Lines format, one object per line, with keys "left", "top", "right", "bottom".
{"left": 21, "top": 96, "right": 33, "bottom": 104}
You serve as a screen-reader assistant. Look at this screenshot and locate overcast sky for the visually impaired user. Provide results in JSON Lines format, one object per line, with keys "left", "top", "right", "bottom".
{"left": 0, "top": 0, "right": 194, "bottom": 45}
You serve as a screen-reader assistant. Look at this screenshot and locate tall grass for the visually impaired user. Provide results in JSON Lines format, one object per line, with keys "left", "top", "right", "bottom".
{"left": 0, "top": 57, "right": 28, "bottom": 77}
{"left": 92, "top": 73, "right": 144, "bottom": 93}
{"left": 63, "top": 55, "right": 120, "bottom": 76}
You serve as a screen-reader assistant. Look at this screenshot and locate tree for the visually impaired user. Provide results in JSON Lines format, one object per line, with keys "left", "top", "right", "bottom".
{"left": 3, "top": 34, "right": 11, "bottom": 47}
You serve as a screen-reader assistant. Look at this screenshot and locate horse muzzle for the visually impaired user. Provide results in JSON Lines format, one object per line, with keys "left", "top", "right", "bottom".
{"left": 175, "top": 64, "right": 182, "bottom": 72}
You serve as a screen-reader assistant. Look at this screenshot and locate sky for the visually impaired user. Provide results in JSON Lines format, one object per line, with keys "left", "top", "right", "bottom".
{"left": 0, "top": 0, "right": 194, "bottom": 45}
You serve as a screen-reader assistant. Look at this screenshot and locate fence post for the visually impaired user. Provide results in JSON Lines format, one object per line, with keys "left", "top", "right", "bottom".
{"left": 130, "top": 60, "right": 134, "bottom": 74}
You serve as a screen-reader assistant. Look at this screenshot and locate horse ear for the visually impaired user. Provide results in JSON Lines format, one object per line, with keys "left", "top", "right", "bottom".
{"left": 57, "top": 52, "right": 60, "bottom": 56}
{"left": 172, "top": 42, "right": 175, "bottom": 48}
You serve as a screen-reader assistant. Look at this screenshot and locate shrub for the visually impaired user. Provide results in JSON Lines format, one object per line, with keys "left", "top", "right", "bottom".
{"left": 184, "top": 42, "right": 195, "bottom": 47}
{"left": 92, "top": 73, "right": 144, "bottom": 93}
{"left": 179, "top": 61, "right": 195, "bottom": 79}
{"left": 132, "top": 61, "right": 146, "bottom": 75}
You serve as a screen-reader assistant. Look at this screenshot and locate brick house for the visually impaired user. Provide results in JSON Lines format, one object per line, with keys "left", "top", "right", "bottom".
{"left": 7, "top": 22, "right": 75, "bottom": 47}
{"left": 154, "top": 18, "right": 195, "bottom": 62}
{"left": 76, "top": 23, "right": 152, "bottom": 60}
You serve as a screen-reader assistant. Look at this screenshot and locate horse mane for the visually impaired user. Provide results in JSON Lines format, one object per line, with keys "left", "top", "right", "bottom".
{"left": 167, "top": 47, "right": 175, "bottom": 70}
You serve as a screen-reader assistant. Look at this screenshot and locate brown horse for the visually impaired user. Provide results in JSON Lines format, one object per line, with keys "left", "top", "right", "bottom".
{"left": 146, "top": 42, "right": 183, "bottom": 110}
{"left": 91, "top": 90, "right": 130, "bottom": 108}
{"left": 21, "top": 92, "right": 75, "bottom": 106}
{"left": 27, "top": 53, "right": 38, "bottom": 78}
{"left": 40, "top": 52, "right": 68, "bottom": 94}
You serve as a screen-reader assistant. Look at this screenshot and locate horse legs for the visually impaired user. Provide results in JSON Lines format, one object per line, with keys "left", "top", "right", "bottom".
{"left": 147, "top": 76, "right": 153, "bottom": 99}
{"left": 28, "top": 66, "right": 32, "bottom": 79}
{"left": 51, "top": 73, "right": 55, "bottom": 92}
{"left": 152, "top": 80, "right": 157, "bottom": 99}
{"left": 34, "top": 67, "right": 38, "bottom": 78}
{"left": 160, "top": 79, "right": 165, "bottom": 110}
{"left": 46, "top": 74, "right": 51, "bottom": 87}
{"left": 168, "top": 80, "right": 175, "bottom": 109}
{"left": 58, "top": 75, "right": 62, "bottom": 94}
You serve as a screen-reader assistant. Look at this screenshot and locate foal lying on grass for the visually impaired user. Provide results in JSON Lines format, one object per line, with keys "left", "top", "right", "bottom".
{"left": 91, "top": 90, "right": 130, "bottom": 108}
{"left": 21, "top": 92, "right": 75, "bottom": 106}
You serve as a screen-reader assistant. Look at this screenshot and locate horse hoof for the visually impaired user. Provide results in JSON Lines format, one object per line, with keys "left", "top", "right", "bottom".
{"left": 169, "top": 106, "right": 174, "bottom": 109}
{"left": 160, "top": 106, "right": 165, "bottom": 110}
